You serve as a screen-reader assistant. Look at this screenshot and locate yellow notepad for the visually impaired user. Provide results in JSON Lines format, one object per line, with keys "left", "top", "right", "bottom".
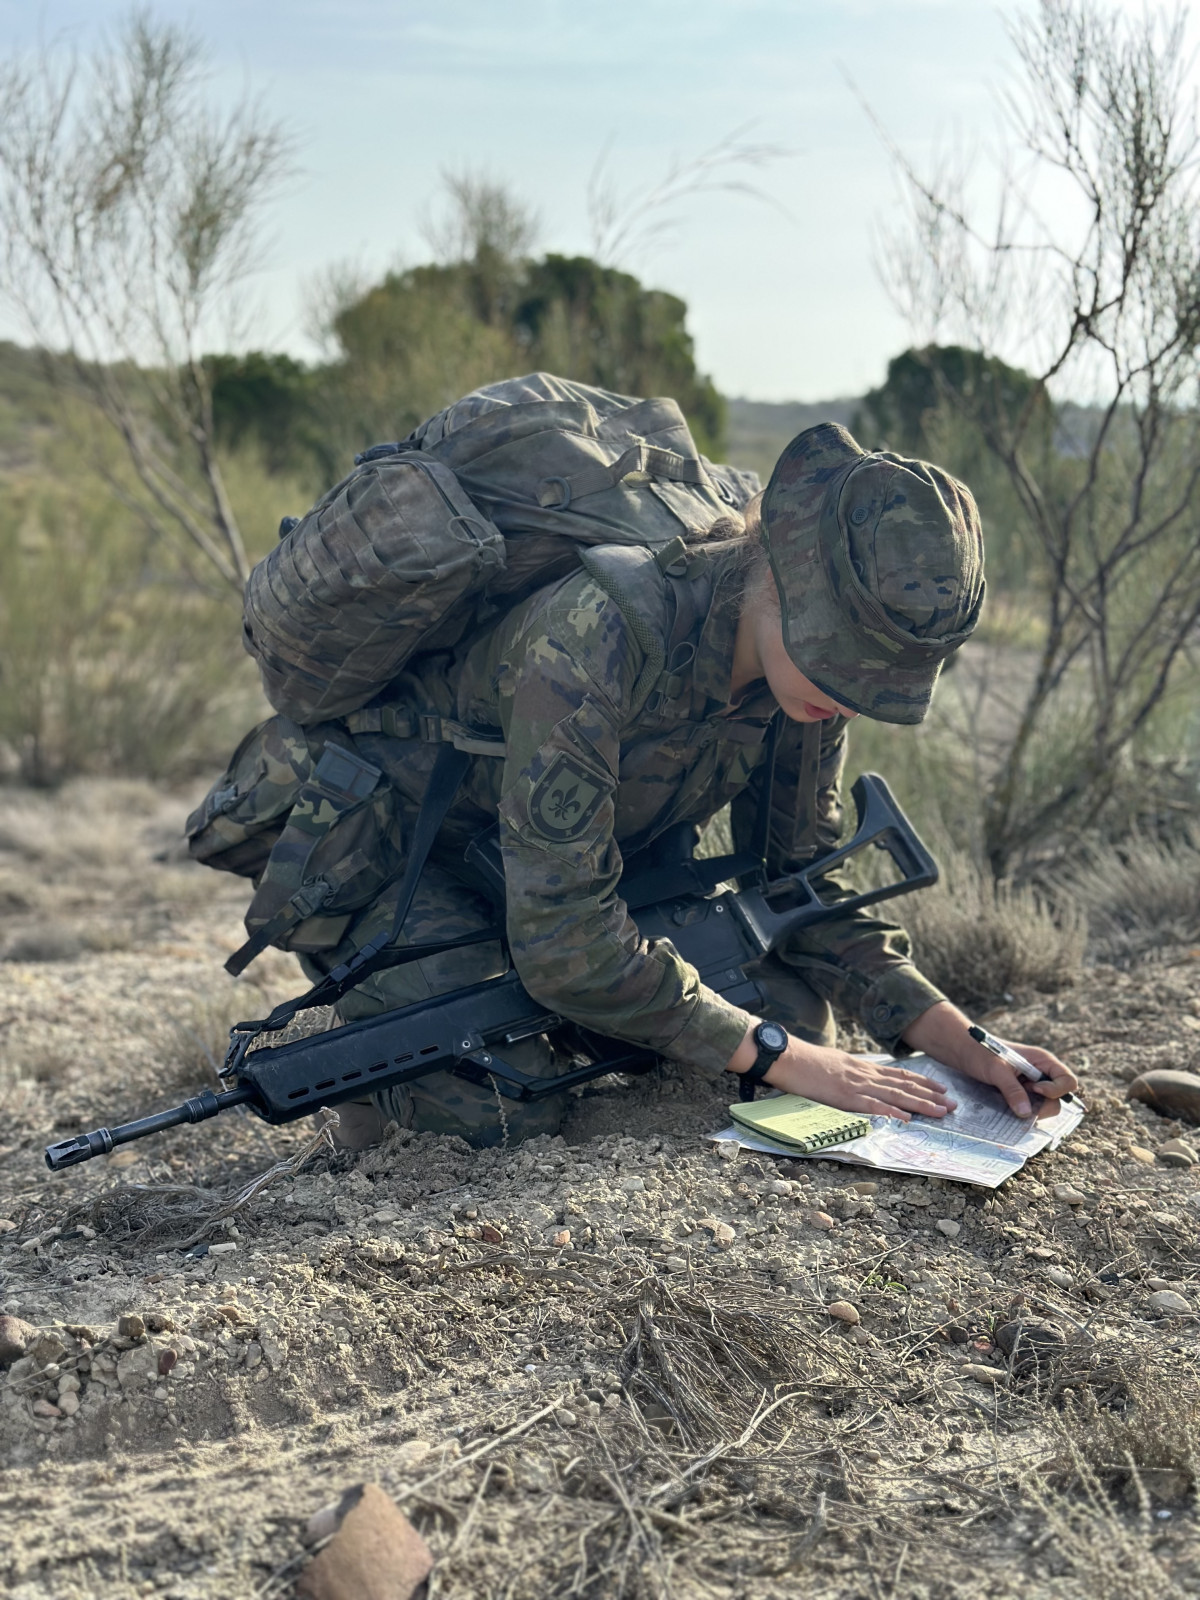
{"left": 729, "top": 1094, "right": 869, "bottom": 1153}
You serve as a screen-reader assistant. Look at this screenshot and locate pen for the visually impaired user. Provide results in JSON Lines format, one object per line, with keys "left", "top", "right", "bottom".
{"left": 967, "top": 1025, "right": 1048, "bottom": 1082}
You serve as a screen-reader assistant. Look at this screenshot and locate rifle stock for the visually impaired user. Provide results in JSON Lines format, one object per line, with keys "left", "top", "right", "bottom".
{"left": 45, "top": 773, "right": 936, "bottom": 1171}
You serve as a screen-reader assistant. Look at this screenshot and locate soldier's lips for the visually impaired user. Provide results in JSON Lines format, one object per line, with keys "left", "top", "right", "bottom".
{"left": 801, "top": 701, "right": 837, "bottom": 720}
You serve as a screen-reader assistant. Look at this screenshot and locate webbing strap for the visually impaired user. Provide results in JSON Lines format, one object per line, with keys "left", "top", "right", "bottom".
{"left": 344, "top": 706, "right": 506, "bottom": 757}
{"left": 537, "top": 441, "right": 710, "bottom": 508}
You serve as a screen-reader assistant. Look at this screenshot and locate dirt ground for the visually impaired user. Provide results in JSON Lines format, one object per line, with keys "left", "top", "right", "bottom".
{"left": 1, "top": 779, "right": 1199, "bottom": 1599}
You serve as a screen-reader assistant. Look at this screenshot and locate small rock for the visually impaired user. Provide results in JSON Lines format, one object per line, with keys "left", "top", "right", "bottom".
{"left": 32, "top": 1398, "right": 62, "bottom": 1417}
{"left": 555, "top": 1408, "right": 578, "bottom": 1427}
{"left": 1127, "top": 1145, "right": 1157, "bottom": 1166}
{"left": 849, "top": 1325, "right": 872, "bottom": 1346}
{"left": 716, "top": 1140, "right": 739, "bottom": 1160}
{"left": 1158, "top": 1138, "right": 1198, "bottom": 1168}
{"left": 57, "top": 1372, "right": 80, "bottom": 1396}
{"left": 1045, "top": 1266, "right": 1074, "bottom": 1289}
{"left": 935, "top": 1218, "right": 961, "bottom": 1238}
{"left": 851, "top": 1181, "right": 878, "bottom": 1196}
{"left": 57, "top": 1391, "right": 79, "bottom": 1417}
{"left": 0, "top": 1314, "right": 37, "bottom": 1364}
{"left": 766, "top": 1180, "right": 794, "bottom": 1196}
{"left": 960, "top": 1364, "right": 1005, "bottom": 1387}
{"left": 1053, "top": 1184, "right": 1087, "bottom": 1205}
{"left": 297, "top": 1483, "right": 434, "bottom": 1600}
{"left": 712, "top": 1222, "right": 735, "bottom": 1245}
{"left": 117, "top": 1314, "right": 145, "bottom": 1341}
{"left": 0, "top": 1219, "right": 16, "bottom": 1233}
{"left": 827, "top": 1301, "right": 861, "bottom": 1325}
{"left": 371, "top": 1209, "right": 400, "bottom": 1224}
{"left": 1128, "top": 1069, "right": 1200, "bottom": 1125}
{"left": 154, "top": 1386, "right": 169, "bottom": 1401}
{"left": 663, "top": 1256, "right": 688, "bottom": 1273}
{"left": 619, "top": 1176, "right": 645, "bottom": 1194}
{"left": 551, "top": 1229, "right": 571, "bottom": 1247}
{"left": 259, "top": 1333, "right": 286, "bottom": 1371}
{"left": 1146, "top": 1276, "right": 1172, "bottom": 1291}
{"left": 29, "top": 1333, "right": 68, "bottom": 1367}
{"left": 808, "top": 1211, "right": 837, "bottom": 1231}
{"left": 1147, "top": 1290, "right": 1192, "bottom": 1317}
{"left": 209, "top": 1241, "right": 238, "bottom": 1256}
{"left": 158, "top": 1348, "right": 178, "bottom": 1377}
{"left": 479, "top": 1225, "right": 503, "bottom": 1244}
{"left": 994, "top": 1320, "right": 1066, "bottom": 1374}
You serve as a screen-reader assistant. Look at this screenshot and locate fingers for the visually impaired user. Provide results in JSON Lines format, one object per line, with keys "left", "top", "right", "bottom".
{"left": 858, "top": 1098, "right": 911, "bottom": 1122}
{"left": 1015, "top": 1044, "right": 1079, "bottom": 1096}
{"left": 994, "top": 1068, "right": 1035, "bottom": 1119}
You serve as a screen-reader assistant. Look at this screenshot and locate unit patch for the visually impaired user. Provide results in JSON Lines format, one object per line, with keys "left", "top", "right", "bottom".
{"left": 528, "top": 752, "right": 608, "bottom": 842}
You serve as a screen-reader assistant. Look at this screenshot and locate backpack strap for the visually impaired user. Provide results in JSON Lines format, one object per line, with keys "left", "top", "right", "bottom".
{"left": 536, "top": 442, "right": 711, "bottom": 508}
{"left": 343, "top": 705, "right": 505, "bottom": 757}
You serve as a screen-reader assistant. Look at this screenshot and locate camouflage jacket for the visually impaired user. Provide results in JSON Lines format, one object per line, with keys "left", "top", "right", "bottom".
{"left": 354, "top": 541, "right": 945, "bottom": 1075}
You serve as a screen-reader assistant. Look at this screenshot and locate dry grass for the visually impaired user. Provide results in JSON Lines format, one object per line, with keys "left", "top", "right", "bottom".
{"left": 1055, "top": 831, "right": 1200, "bottom": 966}
{"left": 892, "top": 846, "right": 1086, "bottom": 1009}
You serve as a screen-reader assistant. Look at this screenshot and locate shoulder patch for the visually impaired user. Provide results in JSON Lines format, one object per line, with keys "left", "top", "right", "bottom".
{"left": 528, "top": 752, "right": 608, "bottom": 842}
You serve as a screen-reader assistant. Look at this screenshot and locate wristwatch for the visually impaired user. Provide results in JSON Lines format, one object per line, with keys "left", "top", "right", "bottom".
{"left": 736, "top": 1020, "right": 788, "bottom": 1102}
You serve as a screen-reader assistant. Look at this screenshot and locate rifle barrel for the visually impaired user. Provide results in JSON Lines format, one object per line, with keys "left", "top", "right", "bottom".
{"left": 44, "top": 1087, "right": 256, "bottom": 1171}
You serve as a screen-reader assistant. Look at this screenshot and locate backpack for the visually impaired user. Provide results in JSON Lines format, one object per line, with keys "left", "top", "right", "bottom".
{"left": 243, "top": 372, "right": 759, "bottom": 724}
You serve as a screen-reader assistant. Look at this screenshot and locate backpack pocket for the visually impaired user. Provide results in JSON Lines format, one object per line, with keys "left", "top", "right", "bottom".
{"left": 186, "top": 717, "right": 405, "bottom": 972}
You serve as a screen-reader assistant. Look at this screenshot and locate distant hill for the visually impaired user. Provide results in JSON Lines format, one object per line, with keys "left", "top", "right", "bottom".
{"left": 725, "top": 395, "right": 859, "bottom": 483}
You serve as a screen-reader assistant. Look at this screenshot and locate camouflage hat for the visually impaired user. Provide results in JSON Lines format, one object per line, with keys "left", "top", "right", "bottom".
{"left": 760, "top": 422, "right": 984, "bottom": 724}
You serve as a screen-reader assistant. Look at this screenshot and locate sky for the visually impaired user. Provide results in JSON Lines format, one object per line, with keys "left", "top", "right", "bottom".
{"left": 0, "top": 0, "right": 1140, "bottom": 401}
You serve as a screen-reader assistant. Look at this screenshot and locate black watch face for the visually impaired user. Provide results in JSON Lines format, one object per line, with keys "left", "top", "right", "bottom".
{"left": 756, "top": 1021, "right": 787, "bottom": 1054}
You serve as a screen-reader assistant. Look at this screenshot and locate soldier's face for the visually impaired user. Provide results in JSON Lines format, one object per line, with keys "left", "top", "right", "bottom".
{"left": 758, "top": 618, "right": 859, "bottom": 723}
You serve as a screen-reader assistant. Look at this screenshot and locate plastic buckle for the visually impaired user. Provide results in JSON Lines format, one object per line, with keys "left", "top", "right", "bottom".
{"left": 419, "top": 713, "right": 444, "bottom": 744}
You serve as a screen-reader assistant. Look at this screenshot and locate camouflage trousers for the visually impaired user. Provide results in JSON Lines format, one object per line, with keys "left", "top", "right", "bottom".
{"left": 301, "top": 861, "right": 837, "bottom": 1149}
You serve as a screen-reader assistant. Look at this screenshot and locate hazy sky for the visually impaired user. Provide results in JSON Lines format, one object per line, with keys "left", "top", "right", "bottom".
{"left": 0, "top": 1, "right": 1086, "bottom": 400}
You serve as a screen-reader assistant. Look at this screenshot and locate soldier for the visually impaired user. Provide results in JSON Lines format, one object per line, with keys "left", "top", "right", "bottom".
{"left": 278, "top": 406, "right": 1077, "bottom": 1149}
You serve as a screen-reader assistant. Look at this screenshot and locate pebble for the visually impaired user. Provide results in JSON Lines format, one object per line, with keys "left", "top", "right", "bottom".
{"left": 0, "top": 1220, "right": 15, "bottom": 1233}
{"left": 827, "top": 1301, "right": 860, "bottom": 1325}
{"left": 711, "top": 1222, "right": 735, "bottom": 1245}
{"left": 663, "top": 1256, "right": 688, "bottom": 1274}
{"left": 209, "top": 1242, "right": 238, "bottom": 1256}
{"left": 57, "top": 1373, "right": 80, "bottom": 1396}
{"left": 555, "top": 1408, "right": 578, "bottom": 1427}
{"left": 32, "top": 1398, "right": 62, "bottom": 1417}
{"left": 1053, "top": 1184, "right": 1087, "bottom": 1205}
{"left": 849, "top": 1325, "right": 872, "bottom": 1346}
{"left": 935, "top": 1219, "right": 961, "bottom": 1238}
{"left": 1146, "top": 1276, "right": 1174, "bottom": 1291}
{"left": 1126, "top": 1146, "right": 1157, "bottom": 1166}
{"left": 57, "top": 1391, "right": 79, "bottom": 1417}
{"left": 551, "top": 1230, "right": 571, "bottom": 1247}
{"left": 716, "top": 1141, "right": 739, "bottom": 1160}
{"left": 371, "top": 1209, "right": 400, "bottom": 1224}
{"left": 808, "top": 1211, "right": 837, "bottom": 1231}
{"left": 117, "top": 1313, "right": 145, "bottom": 1340}
{"left": 1157, "top": 1139, "right": 1198, "bottom": 1168}
{"left": 1045, "top": 1265, "right": 1074, "bottom": 1289}
{"left": 851, "top": 1181, "right": 878, "bottom": 1195}
{"left": 960, "top": 1364, "right": 1005, "bottom": 1387}
{"left": 1147, "top": 1290, "right": 1191, "bottom": 1316}
{"left": 619, "top": 1177, "right": 645, "bottom": 1194}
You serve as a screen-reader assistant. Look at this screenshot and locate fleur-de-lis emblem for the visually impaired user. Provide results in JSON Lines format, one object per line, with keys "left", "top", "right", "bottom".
{"left": 548, "top": 784, "right": 581, "bottom": 822}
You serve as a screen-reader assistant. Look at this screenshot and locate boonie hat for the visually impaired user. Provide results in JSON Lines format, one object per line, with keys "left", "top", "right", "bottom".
{"left": 760, "top": 422, "right": 985, "bottom": 724}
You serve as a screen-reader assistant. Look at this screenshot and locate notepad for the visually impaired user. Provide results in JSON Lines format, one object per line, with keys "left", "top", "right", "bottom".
{"left": 729, "top": 1094, "right": 870, "bottom": 1152}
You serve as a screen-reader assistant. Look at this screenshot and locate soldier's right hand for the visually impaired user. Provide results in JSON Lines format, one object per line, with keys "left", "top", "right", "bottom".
{"left": 730, "top": 1030, "right": 956, "bottom": 1122}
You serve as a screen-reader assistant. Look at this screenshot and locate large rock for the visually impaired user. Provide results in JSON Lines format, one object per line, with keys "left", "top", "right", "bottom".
{"left": 1127, "top": 1070, "right": 1200, "bottom": 1125}
{"left": 298, "top": 1484, "right": 433, "bottom": 1600}
{"left": 0, "top": 1315, "right": 37, "bottom": 1365}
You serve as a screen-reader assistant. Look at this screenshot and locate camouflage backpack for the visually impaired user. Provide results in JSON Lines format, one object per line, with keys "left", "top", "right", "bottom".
{"left": 243, "top": 372, "right": 759, "bottom": 725}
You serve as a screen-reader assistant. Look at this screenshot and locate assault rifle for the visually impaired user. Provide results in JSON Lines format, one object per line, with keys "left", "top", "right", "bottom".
{"left": 45, "top": 773, "right": 936, "bottom": 1171}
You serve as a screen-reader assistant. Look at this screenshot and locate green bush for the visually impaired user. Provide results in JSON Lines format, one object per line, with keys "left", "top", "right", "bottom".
{"left": 0, "top": 474, "right": 264, "bottom": 785}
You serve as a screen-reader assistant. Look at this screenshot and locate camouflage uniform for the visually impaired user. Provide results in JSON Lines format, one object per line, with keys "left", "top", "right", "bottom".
{"left": 300, "top": 547, "right": 949, "bottom": 1145}
{"left": 223, "top": 390, "right": 985, "bottom": 1148}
